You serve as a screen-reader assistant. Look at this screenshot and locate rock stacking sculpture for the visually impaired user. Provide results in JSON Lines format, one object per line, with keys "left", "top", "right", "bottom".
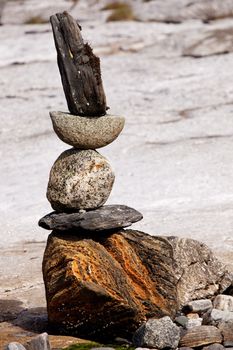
{"left": 39, "top": 11, "right": 144, "bottom": 338}
{"left": 43, "top": 11, "right": 137, "bottom": 215}
{"left": 39, "top": 11, "right": 232, "bottom": 343}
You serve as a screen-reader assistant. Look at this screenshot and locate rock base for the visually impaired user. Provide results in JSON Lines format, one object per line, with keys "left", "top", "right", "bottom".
{"left": 42, "top": 229, "right": 232, "bottom": 341}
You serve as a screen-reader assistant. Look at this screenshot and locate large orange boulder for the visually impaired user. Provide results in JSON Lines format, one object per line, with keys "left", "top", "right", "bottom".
{"left": 42, "top": 230, "right": 231, "bottom": 340}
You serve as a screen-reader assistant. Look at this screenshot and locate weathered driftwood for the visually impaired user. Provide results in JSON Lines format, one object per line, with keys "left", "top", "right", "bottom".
{"left": 39, "top": 205, "right": 143, "bottom": 231}
{"left": 50, "top": 12, "right": 107, "bottom": 116}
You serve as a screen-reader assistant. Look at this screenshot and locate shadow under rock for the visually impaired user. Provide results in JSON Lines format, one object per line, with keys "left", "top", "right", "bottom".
{"left": 0, "top": 299, "right": 48, "bottom": 334}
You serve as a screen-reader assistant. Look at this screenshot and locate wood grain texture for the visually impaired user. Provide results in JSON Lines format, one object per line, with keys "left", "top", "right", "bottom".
{"left": 50, "top": 12, "right": 107, "bottom": 116}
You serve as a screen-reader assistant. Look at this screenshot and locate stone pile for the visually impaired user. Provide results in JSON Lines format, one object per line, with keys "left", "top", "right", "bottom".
{"left": 133, "top": 294, "right": 233, "bottom": 349}
{"left": 6, "top": 333, "right": 50, "bottom": 350}
{"left": 38, "top": 10, "right": 233, "bottom": 347}
{"left": 39, "top": 11, "right": 143, "bottom": 231}
{"left": 6, "top": 295, "right": 233, "bottom": 349}
{"left": 41, "top": 230, "right": 232, "bottom": 340}
{"left": 39, "top": 11, "right": 144, "bottom": 340}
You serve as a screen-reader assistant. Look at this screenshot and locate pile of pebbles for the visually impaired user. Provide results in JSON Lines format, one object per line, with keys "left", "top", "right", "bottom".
{"left": 132, "top": 294, "right": 233, "bottom": 350}
{"left": 6, "top": 295, "right": 233, "bottom": 350}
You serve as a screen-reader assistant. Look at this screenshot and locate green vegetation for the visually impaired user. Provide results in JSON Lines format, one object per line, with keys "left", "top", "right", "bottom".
{"left": 63, "top": 342, "right": 100, "bottom": 350}
{"left": 102, "top": 2, "right": 135, "bottom": 22}
{"left": 63, "top": 342, "right": 135, "bottom": 350}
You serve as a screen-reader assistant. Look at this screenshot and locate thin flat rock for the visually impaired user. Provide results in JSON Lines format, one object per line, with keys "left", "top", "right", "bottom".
{"left": 39, "top": 205, "right": 143, "bottom": 231}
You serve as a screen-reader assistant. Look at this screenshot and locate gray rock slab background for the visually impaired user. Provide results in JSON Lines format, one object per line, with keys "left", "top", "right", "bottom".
{"left": 1, "top": 0, "right": 233, "bottom": 343}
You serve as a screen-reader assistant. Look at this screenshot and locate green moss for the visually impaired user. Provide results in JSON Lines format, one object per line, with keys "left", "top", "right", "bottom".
{"left": 63, "top": 343, "right": 135, "bottom": 350}
{"left": 63, "top": 342, "right": 100, "bottom": 350}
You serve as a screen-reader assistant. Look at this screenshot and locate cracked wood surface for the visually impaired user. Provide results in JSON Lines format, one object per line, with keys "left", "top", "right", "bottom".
{"left": 50, "top": 12, "right": 107, "bottom": 116}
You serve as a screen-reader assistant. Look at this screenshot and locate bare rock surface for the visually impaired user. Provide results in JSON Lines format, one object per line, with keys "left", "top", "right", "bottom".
{"left": 133, "top": 316, "right": 180, "bottom": 349}
{"left": 202, "top": 344, "right": 225, "bottom": 350}
{"left": 211, "top": 308, "right": 233, "bottom": 324}
{"left": 42, "top": 229, "right": 231, "bottom": 339}
{"left": 186, "top": 299, "right": 213, "bottom": 314}
{"left": 47, "top": 148, "right": 115, "bottom": 211}
{"left": 214, "top": 295, "right": 233, "bottom": 311}
{"left": 50, "top": 111, "right": 125, "bottom": 149}
{"left": 179, "top": 325, "right": 222, "bottom": 347}
{"left": 185, "top": 317, "right": 203, "bottom": 329}
{"left": 133, "top": 0, "right": 233, "bottom": 23}
{"left": 218, "top": 321, "right": 233, "bottom": 347}
{"left": 167, "top": 237, "right": 232, "bottom": 307}
{"left": 39, "top": 205, "right": 143, "bottom": 231}
{"left": 183, "top": 27, "right": 233, "bottom": 57}
{"left": 1, "top": 0, "right": 233, "bottom": 345}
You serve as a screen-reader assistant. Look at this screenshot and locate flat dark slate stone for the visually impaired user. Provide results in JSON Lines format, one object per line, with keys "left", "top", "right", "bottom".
{"left": 38, "top": 205, "right": 143, "bottom": 232}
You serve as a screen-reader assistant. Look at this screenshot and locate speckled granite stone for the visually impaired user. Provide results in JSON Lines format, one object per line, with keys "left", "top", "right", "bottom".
{"left": 50, "top": 111, "right": 125, "bottom": 149}
{"left": 47, "top": 148, "right": 115, "bottom": 211}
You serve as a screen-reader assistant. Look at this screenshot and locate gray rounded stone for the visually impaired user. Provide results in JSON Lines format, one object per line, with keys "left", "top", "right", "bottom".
{"left": 50, "top": 111, "right": 125, "bottom": 149}
{"left": 47, "top": 149, "right": 115, "bottom": 211}
{"left": 26, "top": 333, "right": 50, "bottom": 350}
{"left": 133, "top": 316, "right": 180, "bottom": 349}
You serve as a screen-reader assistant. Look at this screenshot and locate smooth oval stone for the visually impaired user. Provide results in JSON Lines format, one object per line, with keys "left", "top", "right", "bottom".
{"left": 50, "top": 111, "right": 125, "bottom": 149}
{"left": 47, "top": 149, "right": 115, "bottom": 211}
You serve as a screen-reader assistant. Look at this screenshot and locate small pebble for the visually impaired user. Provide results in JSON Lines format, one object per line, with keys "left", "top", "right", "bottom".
{"left": 26, "top": 333, "right": 50, "bottom": 350}
{"left": 186, "top": 299, "right": 213, "bottom": 314}
{"left": 214, "top": 295, "right": 233, "bottom": 312}
{"left": 187, "top": 313, "right": 200, "bottom": 319}
{"left": 175, "top": 315, "right": 188, "bottom": 327}
{"left": 186, "top": 317, "right": 203, "bottom": 329}
{"left": 211, "top": 308, "right": 233, "bottom": 323}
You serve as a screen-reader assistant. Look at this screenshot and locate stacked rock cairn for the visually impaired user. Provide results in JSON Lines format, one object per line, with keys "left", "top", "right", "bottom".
{"left": 39, "top": 11, "right": 143, "bottom": 337}
{"left": 39, "top": 12, "right": 142, "bottom": 235}
{"left": 38, "top": 11, "right": 233, "bottom": 346}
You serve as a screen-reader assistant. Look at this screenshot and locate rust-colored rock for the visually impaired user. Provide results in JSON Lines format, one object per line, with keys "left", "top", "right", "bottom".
{"left": 42, "top": 230, "right": 177, "bottom": 340}
{"left": 42, "top": 230, "right": 232, "bottom": 340}
{"left": 179, "top": 325, "right": 222, "bottom": 348}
